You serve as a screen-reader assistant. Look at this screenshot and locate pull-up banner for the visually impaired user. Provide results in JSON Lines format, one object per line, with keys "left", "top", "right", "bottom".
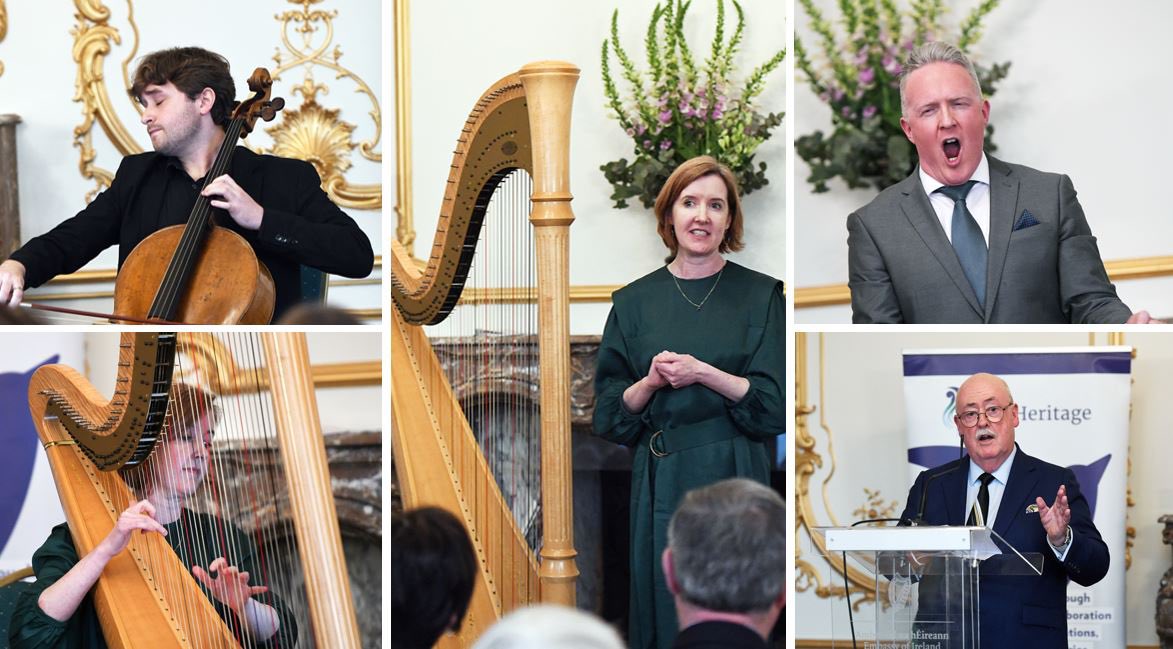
{"left": 902, "top": 347, "right": 1130, "bottom": 649}
{"left": 0, "top": 334, "right": 77, "bottom": 578}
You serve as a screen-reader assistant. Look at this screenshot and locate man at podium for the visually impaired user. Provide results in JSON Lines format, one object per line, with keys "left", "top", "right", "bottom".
{"left": 898, "top": 372, "right": 1109, "bottom": 647}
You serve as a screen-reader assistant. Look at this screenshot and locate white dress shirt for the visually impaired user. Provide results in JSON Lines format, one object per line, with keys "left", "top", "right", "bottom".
{"left": 967, "top": 446, "right": 1072, "bottom": 561}
{"left": 918, "top": 154, "right": 992, "bottom": 245}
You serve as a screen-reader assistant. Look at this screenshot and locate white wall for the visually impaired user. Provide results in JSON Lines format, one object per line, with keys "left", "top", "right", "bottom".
{"left": 0, "top": 1, "right": 382, "bottom": 316}
{"left": 795, "top": 331, "right": 1173, "bottom": 646}
{"left": 794, "top": 1, "right": 1173, "bottom": 323}
{"left": 404, "top": 0, "right": 786, "bottom": 335}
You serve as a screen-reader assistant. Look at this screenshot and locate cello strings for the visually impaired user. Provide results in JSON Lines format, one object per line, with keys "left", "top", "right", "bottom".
{"left": 151, "top": 118, "right": 244, "bottom": 319}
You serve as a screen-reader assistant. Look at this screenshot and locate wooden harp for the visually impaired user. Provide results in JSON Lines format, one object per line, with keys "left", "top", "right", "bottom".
{"left": 27, "top": 332, "right": 361, "bottom": 648}
{"left": 391, "top": 60, "right": 580, "bottom": 643}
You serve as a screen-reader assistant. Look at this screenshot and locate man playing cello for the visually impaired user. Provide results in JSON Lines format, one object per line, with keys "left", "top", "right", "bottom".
{"left": 0, "top": 46, "right": 373, "bottom": 321}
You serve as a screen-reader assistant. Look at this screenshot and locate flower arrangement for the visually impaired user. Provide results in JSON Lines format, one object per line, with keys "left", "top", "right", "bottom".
{"left": 794, "top": 0, "right": 1009, "bottom": 193}
{"left": 601, "top": 0, "right": 785, "bottom": 209}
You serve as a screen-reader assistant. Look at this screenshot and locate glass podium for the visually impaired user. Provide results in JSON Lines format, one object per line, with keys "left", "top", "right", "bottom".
{"left": 810, "top": 526, "right": 1044, "bottom": 649}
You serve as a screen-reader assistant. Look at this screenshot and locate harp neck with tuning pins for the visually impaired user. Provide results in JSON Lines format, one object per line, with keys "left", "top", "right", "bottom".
{"left": 27, "top": 332, "right": 361, "bottom": 648}
{"left": 391, "top": 60, "right": 580, "bottom": 642}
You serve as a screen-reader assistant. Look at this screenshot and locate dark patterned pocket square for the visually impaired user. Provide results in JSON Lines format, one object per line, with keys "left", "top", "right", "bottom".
{"left": 1014, "top": 209, "right": 1040, "bottom": 231}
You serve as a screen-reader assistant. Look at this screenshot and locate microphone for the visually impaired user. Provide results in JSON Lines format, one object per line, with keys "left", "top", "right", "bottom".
{"left": 908, "top": 463, "right": 963, "bottom": 526}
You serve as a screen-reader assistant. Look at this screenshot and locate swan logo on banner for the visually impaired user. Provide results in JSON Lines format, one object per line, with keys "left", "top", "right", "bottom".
{"left": 0, "top": 356, "right": 56, "bottom": 555}
{"left": 940, "top": 385, "right": 960, "bottom": 428}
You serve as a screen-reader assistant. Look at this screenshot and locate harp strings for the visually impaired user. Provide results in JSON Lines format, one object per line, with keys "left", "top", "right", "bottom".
{"left": 92, "top": 333, "right": 305, "bottom": 647}
{"left": 441, "top": 168, "right": 541, "bottom": 604}
{"left": 204, "top": 332, "right": 304, "bottom": 648}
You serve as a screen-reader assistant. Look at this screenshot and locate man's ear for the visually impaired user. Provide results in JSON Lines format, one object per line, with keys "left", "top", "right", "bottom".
{"left": 197, "top": 87, "right": 217, "bottom": 117}
{"left": 661, "top": 548, "right": 680, "bottom": 595}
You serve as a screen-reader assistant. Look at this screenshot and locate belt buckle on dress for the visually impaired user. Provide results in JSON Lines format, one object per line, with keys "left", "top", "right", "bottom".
{"left": 649, "top": 430, "right": 668, "bottom": 457}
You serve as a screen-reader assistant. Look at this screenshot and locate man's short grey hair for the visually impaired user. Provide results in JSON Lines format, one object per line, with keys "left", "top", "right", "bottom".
{"left": 899, "top": 41, "right": 983, "bottom": 116}
{"left": 471, "top": 605, "right": 624, "bottom": 649}
{"left": 668, "top": 478, "right": 786, "bottom": 613}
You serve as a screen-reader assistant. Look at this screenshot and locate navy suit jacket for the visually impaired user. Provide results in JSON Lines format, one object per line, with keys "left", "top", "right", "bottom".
{"left": 899, "top": 446, "right": 1109, "bottom": 648}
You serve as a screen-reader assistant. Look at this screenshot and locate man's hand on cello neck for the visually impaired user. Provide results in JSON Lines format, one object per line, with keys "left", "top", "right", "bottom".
{"left": 201, "top": 175, "right": 264, "bottom": 230}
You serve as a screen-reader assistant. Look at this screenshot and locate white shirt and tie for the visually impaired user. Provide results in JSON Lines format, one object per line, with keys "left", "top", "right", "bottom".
{"left": 918, "top": 153, "right": 992, "bottom": 244}
{"left": 966, "top": 445, "right": 1073, "bottom": 561}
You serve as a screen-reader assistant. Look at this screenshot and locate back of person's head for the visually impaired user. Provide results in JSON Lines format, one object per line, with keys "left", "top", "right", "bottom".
{"left": 470, "top": 605, "right": 624, "bottom": 649}
{"left": 130, "top": 47, "right": 236, "bottom": 126}
{"left": 276, "top": 303, "right": 363, "bottom": 325}
{"left": 392, "top": 507, "right": 477, "bottom": 649}
{"left": 667, "top": 478, "right": 786, "bottom": 614}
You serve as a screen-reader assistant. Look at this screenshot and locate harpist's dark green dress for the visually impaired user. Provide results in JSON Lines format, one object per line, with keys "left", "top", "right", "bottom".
{"left": 592, "top": 261, "right": 785, "bottom": 649}
{"left": 8, "top": 509, "right": 297, "bottom": 648}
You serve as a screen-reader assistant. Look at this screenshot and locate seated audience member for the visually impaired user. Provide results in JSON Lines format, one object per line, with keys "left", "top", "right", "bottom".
{"left": 471, "top": 604, "right": 624, "bottom": 649}
{"left": 663, "top": 478, "right": 786, "bottom": 649}
{"left": 391, "top": 507, "right": 477, "bottom": 649}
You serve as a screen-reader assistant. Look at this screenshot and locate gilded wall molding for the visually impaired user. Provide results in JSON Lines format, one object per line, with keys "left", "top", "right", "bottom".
{"left": 71, "top": 0, "right": 379, "bottom": 209}
{"left": 794, "top": 332, "right": 878, "bottom": 607}
{"left": 269, "top": 0, "right": 380, "bottom": 209}
{"left": 393, "top": 0, "right": 414, "bottom": 251}
{"left": 0, "top": 1, "right": 8, "bottom": 77}
{"left": 175, "top": 333, "right": 379, "bottom": 394}
{"left": 796, "top": 255, "right": 1173, "bottom": 309}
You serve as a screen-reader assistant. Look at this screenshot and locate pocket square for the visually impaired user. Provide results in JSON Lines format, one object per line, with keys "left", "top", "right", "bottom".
{"left": 1025, "top": 503, "right": 1039, "bottom": 513}
{"left": 1014, "top": 209, "right": 1040, "bottom": 231}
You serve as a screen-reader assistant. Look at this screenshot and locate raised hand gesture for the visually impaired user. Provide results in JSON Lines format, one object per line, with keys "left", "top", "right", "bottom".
{"left": 1036, "top": 484, "right": 1072, "bottom": 547}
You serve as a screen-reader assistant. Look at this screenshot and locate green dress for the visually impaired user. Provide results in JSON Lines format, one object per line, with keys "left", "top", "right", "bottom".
{"left": 592, "top": 262, "right": 785, "bottom": 649}
{"left": 8, "top": 509, "right": 298, "bottom": 648}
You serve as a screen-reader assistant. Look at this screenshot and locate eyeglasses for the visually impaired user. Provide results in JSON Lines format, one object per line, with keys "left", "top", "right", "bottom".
{"left": 956, "top": 402, "right": 1014, "bottom": 427}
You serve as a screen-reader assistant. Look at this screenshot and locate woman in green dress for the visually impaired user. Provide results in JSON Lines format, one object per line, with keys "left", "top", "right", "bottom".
{"left": 593, "top": 156, "right": 784, "bottom": 649}
{"left": 8, "top": 384, "right": 296, "bottom": 648}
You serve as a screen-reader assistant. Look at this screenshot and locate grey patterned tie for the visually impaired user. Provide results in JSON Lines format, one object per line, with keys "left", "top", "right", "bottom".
{"left": 935, "top": 181, "right": 986, "bottom": 307}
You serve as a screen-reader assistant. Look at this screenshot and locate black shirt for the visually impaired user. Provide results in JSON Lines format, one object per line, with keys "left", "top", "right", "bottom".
{"left": 10, "top": 147, "right": 373, "bottom": 319}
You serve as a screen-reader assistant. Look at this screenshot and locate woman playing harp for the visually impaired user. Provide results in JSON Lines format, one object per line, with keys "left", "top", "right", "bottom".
{"left": 8, "top": 383, "right": 297, "bottom": 648}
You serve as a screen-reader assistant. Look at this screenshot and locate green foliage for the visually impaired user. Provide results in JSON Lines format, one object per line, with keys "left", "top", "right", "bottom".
{"left": 794, "top": 0, "right": 1009, "bottom": 193}
{"left": 601, "top": 0, "right": 785, "bottom": 209}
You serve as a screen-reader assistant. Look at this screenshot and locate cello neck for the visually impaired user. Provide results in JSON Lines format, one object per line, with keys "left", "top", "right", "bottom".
{"left": 146, "top": 118, "right": 246, "bottom": 321}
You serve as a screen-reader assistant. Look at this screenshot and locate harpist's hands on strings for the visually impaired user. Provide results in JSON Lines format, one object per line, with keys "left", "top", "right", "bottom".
{"left": 192, "top": 557, "right": 281, "bottom": 640}
{"left": 192, "top": 556, "right": 270, "bottom": 614}
{"left": 97, "top": 499, "right": 168, "bottom": 559}
{"left": 201, "top": 175, "right": 264, "bottom": 231}
{"left": 38, "top": 499, "right": 167, "bottom": 622}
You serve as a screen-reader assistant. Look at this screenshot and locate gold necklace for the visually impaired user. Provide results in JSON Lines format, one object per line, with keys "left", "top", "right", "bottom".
{"left": 671, "top": 266, "right": 724, "bottom": 310}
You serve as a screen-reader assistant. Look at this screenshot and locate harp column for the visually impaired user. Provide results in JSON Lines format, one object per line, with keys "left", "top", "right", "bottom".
{"left": 264, "top": 333, "right": 363, "bottom": 648}
{"left": 519, "top": 60, "right": 580, "bottom": 606}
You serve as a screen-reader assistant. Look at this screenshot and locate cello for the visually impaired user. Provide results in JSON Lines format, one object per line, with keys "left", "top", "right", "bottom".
{"left": 112, "top": 68, "right": 285, "bottom": 324}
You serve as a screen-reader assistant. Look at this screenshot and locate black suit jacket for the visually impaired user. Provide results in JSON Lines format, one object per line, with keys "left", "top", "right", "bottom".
{"left": 899, "top": 446, "right": 1109, "bottom": 648}
{"left": 672, "top": 621, "right": 769, "bottom": 649}
{"left": 9, "top": 147, "right": 373, "bottom": 319}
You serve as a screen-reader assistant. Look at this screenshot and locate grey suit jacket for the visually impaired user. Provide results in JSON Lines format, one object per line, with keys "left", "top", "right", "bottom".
{"left": 847, "top": 157, "right": 1132, "bottom": 323}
